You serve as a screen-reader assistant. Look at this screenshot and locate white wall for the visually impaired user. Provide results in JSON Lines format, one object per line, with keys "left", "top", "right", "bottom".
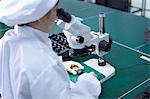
{"left": 146, "top": 0, "right": 150, "bottom": 10}
{"left": 131, "top": 0, "right": 150, "bottom": 10}
{"left": 131, "top": 0, "right": 150, "bottom": 18}
{"left": 131, "top": 0, "right": 142, "bottom": 8}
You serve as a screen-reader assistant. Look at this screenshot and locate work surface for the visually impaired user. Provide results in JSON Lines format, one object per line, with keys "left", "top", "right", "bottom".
{"left": 57, "top": 1, "right": 150, "bottom": 98}
{"left": 0, "top": 0, "right": 150, "bottom": 98}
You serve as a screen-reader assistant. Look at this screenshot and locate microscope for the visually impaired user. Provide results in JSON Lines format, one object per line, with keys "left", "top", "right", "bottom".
{"left": 53, "top": 8, "right": 115, "bottom": 83}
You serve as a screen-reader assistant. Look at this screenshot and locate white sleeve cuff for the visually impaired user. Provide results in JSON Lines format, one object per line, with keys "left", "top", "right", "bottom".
{"left": 77, "top": 73, "right": 101, "bottom": 97}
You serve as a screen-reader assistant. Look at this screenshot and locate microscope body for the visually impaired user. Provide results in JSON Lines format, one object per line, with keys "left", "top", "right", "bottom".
{"left": 57, "top": 13, "right": 111, "bottom": 59}
{"left": 56, "top": 8, "right": 115, "bottom": 83}
{"left": 62, "top": 30, "right": 111, "bottom": 57}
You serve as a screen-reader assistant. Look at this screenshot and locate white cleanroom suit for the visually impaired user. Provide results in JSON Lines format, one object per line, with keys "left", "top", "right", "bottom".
{"left": 0, "top": 25, "right": 101, "bottom": 99}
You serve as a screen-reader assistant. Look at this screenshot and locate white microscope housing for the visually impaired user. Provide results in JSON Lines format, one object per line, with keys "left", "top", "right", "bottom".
{"left": 57, "top": 8, "right": 115, "bottom": 83}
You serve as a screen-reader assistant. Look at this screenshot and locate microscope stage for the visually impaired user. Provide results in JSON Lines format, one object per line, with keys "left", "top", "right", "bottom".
{"left": 84, "top": 58, "right": 115, "bottom": 83}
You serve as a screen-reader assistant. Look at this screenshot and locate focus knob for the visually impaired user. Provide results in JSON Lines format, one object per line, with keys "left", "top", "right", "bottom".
{"left": 99, "top": 40, "right": 111, "bottom": 52}
{"left": 76, "top": 36, "right": 84, "bottom": 44}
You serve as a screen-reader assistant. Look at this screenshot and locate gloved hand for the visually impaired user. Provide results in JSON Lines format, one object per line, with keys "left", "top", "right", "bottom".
{"left": 63, "top": 61, "right": 84, "bottom": 75}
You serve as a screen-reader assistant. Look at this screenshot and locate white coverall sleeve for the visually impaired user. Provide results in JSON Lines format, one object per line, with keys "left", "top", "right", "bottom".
{"left": 71, "top": 73, "right": 101, "bottom": 99}
{"left": 17, "top": 67, "right": 101, "bottom": 99}
{"left": 16, "top": 70, "right": 32, "bottom": 99}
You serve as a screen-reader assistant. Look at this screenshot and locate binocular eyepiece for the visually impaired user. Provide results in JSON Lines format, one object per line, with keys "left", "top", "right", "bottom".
{"left": 57, "top": 8, "right": 72, "bottom": 23}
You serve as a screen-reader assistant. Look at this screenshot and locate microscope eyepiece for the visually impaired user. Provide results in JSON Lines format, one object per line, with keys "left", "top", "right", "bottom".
{"left": 57, "top": 8, "right": 72, "bottom": 23}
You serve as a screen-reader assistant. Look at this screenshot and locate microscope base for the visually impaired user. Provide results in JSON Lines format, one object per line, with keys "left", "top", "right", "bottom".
{"left": 84, "top": 58, "right": 115, "bottom": 83}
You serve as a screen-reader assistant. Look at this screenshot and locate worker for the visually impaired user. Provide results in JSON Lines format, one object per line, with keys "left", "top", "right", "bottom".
{"left": 0, "top": 0, "right": 101, "bottom": 99}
